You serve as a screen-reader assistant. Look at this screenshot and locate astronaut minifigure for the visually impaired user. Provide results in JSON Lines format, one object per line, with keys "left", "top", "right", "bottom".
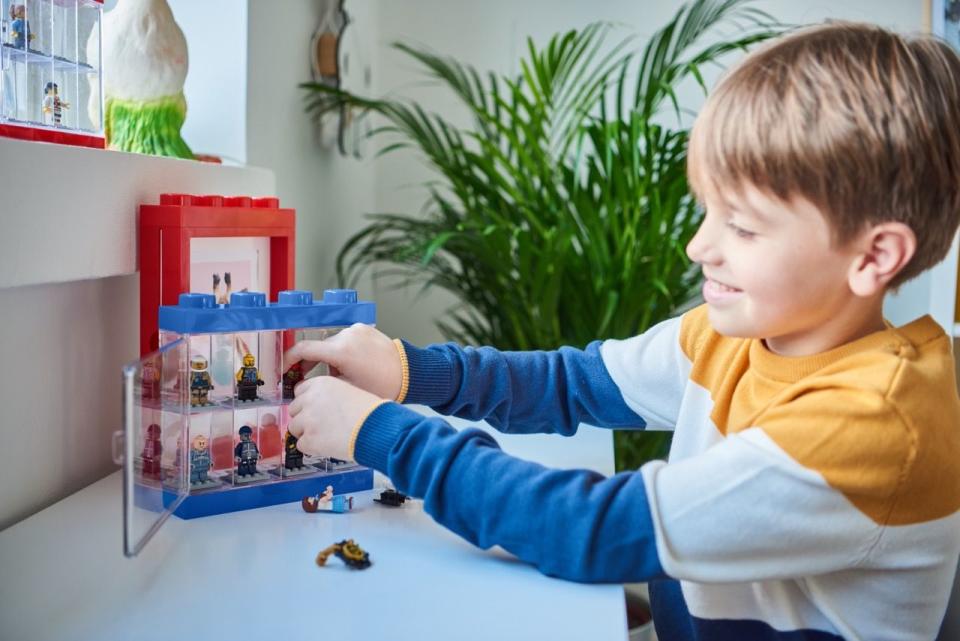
{"left": 9, "top": 4, "right": 32, "bottom": 50}
{"left": 284, "top": 430, "right": 305, "bottom": 470}
{"left": 189, "top": 434, "right": 212, "bottom": 485}
{"left": 42, "top": 82, "right": 69, "bottom": 127}
{"left": 141, "top": 423, "right": 162, "bottom": 480}
{"left": 190, "top": 355, "right": 214, "bottom": 407}
{"left": 235, "top": 352, "right": 264, "bottom": 402}
{"left": 234, "top": 425, "right": 261, "bottom": 477}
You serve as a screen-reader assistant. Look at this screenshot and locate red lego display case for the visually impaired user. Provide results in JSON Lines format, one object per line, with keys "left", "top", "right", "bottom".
{"left": 139, "top": 193, "right": 296, "bottom": 355}
{"left": 0, "top": 0, "right": 104, "bottom": 148}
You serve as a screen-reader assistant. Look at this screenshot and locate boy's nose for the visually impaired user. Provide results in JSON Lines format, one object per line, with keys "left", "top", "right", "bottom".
{"left": 686, "top": 220, "right": 719, "bottom": 265}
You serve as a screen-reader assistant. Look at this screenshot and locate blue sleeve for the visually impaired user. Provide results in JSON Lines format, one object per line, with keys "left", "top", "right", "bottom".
{"left": 354, "top": 402, "right": 667, "bottom": 584}
{"left": 400, "top": 340, "right": 645, "bottom": 435}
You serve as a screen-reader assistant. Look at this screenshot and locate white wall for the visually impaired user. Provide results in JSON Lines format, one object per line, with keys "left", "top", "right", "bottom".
{"left": 167, "top": 0, "right": 248, "bottom": 164}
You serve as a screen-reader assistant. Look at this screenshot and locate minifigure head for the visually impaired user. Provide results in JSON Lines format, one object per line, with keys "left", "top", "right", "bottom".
{"left": 191, "top": 434, "right": 207, "bottom": 451}
{"left": 190, "top": 355, "right": 208, "bottom": 372}
{"left": 285, "top": 430, "right": 297, "bottom": 445}
{"left": 242, "top": 353, "right": 256, "bottom": 367}
{"left": 238, "top": 425, "right": 253, "bottom": 440}
{"left": 146, "top": 423, "right": 161, "bottom": 438}
{"left": 44, "top": 82, "right": 58, "bottom": 97}
{"left": 11, "top": 4, "right": 24, "bottom": 19}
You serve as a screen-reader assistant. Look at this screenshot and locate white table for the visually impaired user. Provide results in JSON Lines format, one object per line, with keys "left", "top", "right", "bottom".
{"left": 0, "top": 419, "right": 628, "bottom": 641}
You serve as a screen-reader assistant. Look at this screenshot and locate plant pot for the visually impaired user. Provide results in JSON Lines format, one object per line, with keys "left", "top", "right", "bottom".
{"left": 625, "top": 584, "right": 655, "bottom": 641}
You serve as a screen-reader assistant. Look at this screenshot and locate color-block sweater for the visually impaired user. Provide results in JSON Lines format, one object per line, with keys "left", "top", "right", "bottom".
{"left": 349, "top": 305, "right": 960, "bottom": 640}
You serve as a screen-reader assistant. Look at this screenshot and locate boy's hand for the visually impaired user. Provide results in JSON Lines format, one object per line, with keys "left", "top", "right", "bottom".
{"left": 287, "top": 376, "right": 382, "bottom": 460}
{"left": 284, "top": 323, "right": 403, "bottom": 401}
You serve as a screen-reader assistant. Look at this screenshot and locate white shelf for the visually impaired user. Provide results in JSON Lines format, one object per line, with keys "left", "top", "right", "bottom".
{"left": 0, "top": 136, "right": 275, "bottom": 290}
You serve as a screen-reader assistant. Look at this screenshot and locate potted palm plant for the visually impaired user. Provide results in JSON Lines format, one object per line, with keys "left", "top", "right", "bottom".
{"left": 302, "top": 0, "right": 781, "bottom": 470}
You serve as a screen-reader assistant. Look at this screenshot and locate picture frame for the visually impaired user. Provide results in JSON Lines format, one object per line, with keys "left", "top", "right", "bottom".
{"left": 138, "top": 193, "right": 295, "bottom": 354}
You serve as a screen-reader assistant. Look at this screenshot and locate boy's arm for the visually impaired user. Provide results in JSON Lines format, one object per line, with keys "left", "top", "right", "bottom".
{"left": 398, "top": 312, "right": 692, "bottom": 434}
{"left": 352, "top": 386, "right": 951, "bottom": 584}
{"left": 353, "top": 401, "right": 668, "bottom": 583}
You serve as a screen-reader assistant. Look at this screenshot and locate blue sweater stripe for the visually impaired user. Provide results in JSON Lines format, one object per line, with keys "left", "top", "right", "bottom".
{"left": 354, "top": 401, "right": 666, "bottom": 583}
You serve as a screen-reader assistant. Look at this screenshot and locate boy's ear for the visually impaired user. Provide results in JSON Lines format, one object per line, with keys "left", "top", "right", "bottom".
{"left": 848, "top": 222, "right": 916, "bottom": 297}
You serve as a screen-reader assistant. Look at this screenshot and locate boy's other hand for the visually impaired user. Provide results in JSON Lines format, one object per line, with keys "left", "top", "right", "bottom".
{"left": 284, "top": 323, "right": 403, "bottom": 400}
{"left": 287, "top": 376, "right": 382, "bottom": 460}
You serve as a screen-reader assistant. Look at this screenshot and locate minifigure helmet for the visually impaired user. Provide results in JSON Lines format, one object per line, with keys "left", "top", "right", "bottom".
{"left": 146, "top": 423, "right": 161, "bottom": 437}
{"left": 242, "top": 353, "right": 256, "bottom": 367}
{"left": 239, "top": 425, "right": 253, "bottom": 437}
{"left": 190, "top": 355, "right": 208, "bottom": 371}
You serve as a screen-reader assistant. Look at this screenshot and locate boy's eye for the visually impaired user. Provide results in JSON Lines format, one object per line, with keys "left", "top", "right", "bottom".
{"left": 726, "top": 220, "right": 756, "bottom": 239}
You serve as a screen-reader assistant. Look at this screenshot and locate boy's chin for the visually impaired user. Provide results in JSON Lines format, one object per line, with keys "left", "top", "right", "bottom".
{"left": 705, "top": 307, "right": 760, "bottom": 339}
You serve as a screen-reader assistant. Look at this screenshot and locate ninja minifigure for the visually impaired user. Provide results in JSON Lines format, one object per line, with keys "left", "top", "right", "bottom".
{"left": 284, "top": 430, "right": 304, "bottom": 470}
{"left": 282, "top": 362, "right": 303, "bottom": 400}
{"left": 234, "top": 425, "right": 261, "bottom": 477}
{"left": 235, "top": 353, "right": 264, "bottom": 402}
{"left": 190, "top": 434, "right": 212, "bottom": 485}
{"left": 141, "top": 423, "right": 162, "bottom": 480}
{"left": 190, "top": 355, "right": 214, "bottom": 407}
{"left": 42, "top": 82, "right": 69, "bottom": 127}
{"left": 9, "top": 4, "right": 32, "bottom": 50}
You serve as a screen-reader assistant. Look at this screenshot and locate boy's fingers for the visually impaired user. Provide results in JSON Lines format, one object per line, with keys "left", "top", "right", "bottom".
{"left": 284, "top": 334, "right": 346, "bottom": 369}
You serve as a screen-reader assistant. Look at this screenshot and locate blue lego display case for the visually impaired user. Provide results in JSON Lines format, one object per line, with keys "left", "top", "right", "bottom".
{"left": 120, "top": 288, "right": 376, "bottom": 557}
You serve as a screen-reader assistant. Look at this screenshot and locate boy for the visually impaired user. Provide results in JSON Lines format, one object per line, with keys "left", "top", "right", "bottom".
{"left": 286, "top": 22, "right": 960, "bottom": 640}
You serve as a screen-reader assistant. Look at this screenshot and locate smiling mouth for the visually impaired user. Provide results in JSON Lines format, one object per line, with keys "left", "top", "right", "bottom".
{"left": 706, "top": 277, "right": 742, "bottom": 292}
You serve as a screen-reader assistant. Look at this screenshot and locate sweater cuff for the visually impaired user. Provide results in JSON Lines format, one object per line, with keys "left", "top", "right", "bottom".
{"left": 399, "top": 339, "right": 456, "bottom": 407}
{"left": 351, "top": 402, "right": 423, "bottom": 473}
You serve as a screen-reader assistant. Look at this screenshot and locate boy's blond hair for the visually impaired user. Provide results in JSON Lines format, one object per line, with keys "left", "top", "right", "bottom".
{"left": 688, "top": 22, "right": 960, "bottom": 287}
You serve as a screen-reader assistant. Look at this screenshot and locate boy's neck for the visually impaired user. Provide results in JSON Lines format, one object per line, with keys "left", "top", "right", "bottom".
{"left": 763, "top": 295, "right": 888, "bottom": 357}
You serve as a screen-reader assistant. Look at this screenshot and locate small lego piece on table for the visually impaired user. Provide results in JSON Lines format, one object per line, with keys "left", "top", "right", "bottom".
{"left": 190, "top": 355, "right": 214, "bottom": 407}
{"left": 374, "top": 488, "right": 408, "bottom": 507}
{"left": 301, "top": 485, "right": 354, "bottom": 513}
{"left": 235, "top": 353, "right": 264, "bottom": 402}
{"left": 315, "top": 539, "right": 371, "bottom": 570}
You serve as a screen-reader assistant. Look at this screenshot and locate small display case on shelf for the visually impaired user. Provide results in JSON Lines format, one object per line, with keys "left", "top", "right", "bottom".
{"left": 120, "top": 288, "right": 376, "bottom": 557}
{"left": 0, "top": 0, "right": 103, "bottom": 147}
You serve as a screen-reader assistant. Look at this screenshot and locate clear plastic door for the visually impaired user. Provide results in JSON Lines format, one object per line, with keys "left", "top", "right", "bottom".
{"left": 120, "top": 338, "right": 189, "bottom": 557}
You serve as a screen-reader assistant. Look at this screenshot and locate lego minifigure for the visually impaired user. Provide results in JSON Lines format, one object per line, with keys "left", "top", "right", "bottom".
{"left": 284, "top": 430, "right": 304, "bottom": 470}
{"left": 374, "top": 488, "right": 408, "bottom": 507}
{"left": 235, "top": 353, "right": 264, "bottom": 402}
{"left": 9, "top": 4, "right": 32, "bottom": 50}
{"left": 189, "top": 434, "right": 212, "bottom": 485}
{"left": 282, "top": 362, "right": 303, "bottom": 400}
{"left": 190, "top": 355, "right": 214, "bottom": 407}
{"left": 141, "top": 423, "right": 162, "bottom": 480}
{"left": 234, "top": 425, "right": 261, "bottom": 477}
{"left": 141, "top": 361, "right": 161, "bottom": 401}
{"left": 315, "top": 539, "right": 371, "bottom": 569}
{"left": 301, "top": 485, "right": 354, "bottom": 513}
{"left": 41, "top": 82, "right": 70, "bottom": 127}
